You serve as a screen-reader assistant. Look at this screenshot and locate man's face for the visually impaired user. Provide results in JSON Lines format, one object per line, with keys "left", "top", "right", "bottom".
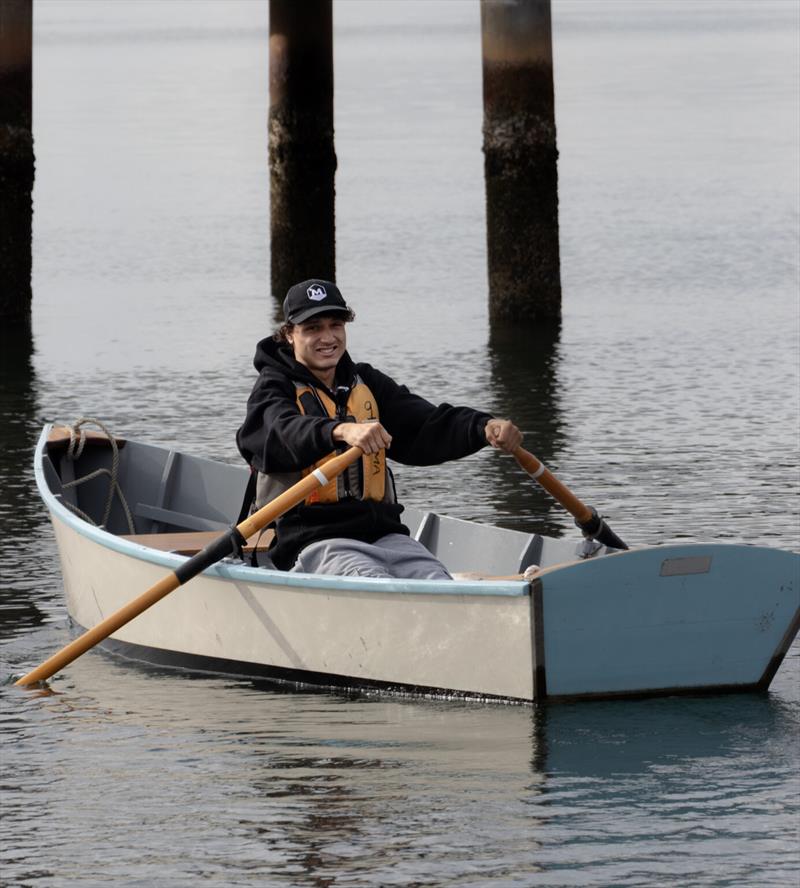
{"left": 287, "top": 315, "right": 347, "bottom": 383}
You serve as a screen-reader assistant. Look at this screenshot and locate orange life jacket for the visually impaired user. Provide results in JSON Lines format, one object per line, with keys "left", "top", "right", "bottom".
{"left": 295, "top": 378, "right": 387, "bottom": 504}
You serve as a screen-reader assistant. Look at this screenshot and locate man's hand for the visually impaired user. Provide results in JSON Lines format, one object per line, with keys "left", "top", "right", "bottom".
{"left": 332, "top": 421, "right": 392, "bottom": 454}
{"left": 484, "top": 418, "right": 523, "bottom": 453}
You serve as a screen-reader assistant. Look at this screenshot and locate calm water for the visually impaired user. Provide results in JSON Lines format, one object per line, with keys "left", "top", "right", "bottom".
{"left": 2, "top": 1, "right": 799, "bottom": 885}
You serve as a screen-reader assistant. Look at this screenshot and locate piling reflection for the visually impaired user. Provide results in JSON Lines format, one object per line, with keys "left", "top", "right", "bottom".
{"left": 487, "top": 321, "right": 565, "bottom": 535}
{"left": 0, "top": 320, "right": 50, "bottom": 637}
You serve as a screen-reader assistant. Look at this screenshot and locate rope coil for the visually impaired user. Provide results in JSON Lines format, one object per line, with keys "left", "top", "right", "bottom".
{"left": 60, "top": 417, "right": 136, "bottom": 535}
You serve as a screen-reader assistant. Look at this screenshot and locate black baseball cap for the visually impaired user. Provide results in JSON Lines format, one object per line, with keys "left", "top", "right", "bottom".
{"left": 283, "top": 279, "right": 350, "bottom": 325}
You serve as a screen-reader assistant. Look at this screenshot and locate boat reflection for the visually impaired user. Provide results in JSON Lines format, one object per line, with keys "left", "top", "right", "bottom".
{"left": 5, "top": 641, "right": 796, "bottom": 885}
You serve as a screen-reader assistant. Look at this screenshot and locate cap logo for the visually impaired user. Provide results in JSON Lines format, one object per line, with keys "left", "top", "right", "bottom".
{"left": 307, "top": 284, "right": 327, "bottom": 301}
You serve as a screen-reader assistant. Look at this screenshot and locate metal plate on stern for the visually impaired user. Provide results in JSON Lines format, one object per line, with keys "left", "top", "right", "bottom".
{"left": 660, "top": 555, "right": 713, "bottom": 577}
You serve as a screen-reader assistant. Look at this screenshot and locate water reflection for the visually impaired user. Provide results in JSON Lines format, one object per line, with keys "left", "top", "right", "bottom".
{"left": 1, "top": 654, "right": 545, "bottom": 884}
{"left": 0, "top": 321, "right": 54, "bottom": 637}
{"left": 487, "top": 321, "right": 567, "bottom": 534}
{"left": 0, "top": 317, "right": 35, "bottom": 506}
{"left": 3, "top": 649, "right": 796, "bottom": 886}
{"left": 526, "top": 691, "right": 799, "bottom": 886}
{"left": 533, "top": 692, "right": 798, "bottom": 777}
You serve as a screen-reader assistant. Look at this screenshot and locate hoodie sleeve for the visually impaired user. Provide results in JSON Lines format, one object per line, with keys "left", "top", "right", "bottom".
{"left": 236, "top": 371, "right": 340, "bottom": 474}
{"left": 358, "top": 364, "right": 492, "bottom": 466}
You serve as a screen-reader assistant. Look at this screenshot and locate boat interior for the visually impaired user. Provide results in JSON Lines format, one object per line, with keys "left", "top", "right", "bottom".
{"left": 41, "top": 427, "right": 616, "bottom": 577}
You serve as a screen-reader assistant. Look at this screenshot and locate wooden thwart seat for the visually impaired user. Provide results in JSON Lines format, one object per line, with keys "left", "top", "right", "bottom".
{"left": 120, "top": 529, "right": 275, "bottom": 557}
{"left": 47, "top": 425, "right": 127, "bottom": 449}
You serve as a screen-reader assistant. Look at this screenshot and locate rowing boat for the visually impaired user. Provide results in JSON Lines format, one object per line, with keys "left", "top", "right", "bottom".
{"left": 32, "top": 423, "right": 799, "bottom": 702}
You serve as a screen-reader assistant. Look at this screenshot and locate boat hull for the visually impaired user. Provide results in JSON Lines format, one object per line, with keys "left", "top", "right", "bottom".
{"left": 47, "top": 503, "right": 800, "bottom": 703}
{"left": 52, "top": 516, "right": 536, "bottom": 701}
{"left": 35, "top": 425, "right": 800, "bottom": 702}
{"left": 534, "top": 544, "right": 799, "bottom": 701}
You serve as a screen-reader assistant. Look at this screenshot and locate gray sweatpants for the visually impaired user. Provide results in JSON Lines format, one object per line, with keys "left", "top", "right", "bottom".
{"left": 290, "top": 533, "right": 452, "bottom": 580}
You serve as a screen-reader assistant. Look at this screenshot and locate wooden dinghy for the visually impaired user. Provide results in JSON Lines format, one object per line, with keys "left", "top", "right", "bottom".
{"left": 29, "top": 423, "right": 800, "bottom": 703}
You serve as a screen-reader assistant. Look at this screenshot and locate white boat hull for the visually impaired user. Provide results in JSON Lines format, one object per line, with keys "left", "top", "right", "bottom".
{"left": 53, "top": 516, "right": 536, "bottom": 700}
{"left": 36, "top": 425, "right": 800, "bottom": 702}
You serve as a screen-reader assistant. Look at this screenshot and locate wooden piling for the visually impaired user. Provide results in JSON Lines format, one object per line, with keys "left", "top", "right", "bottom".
{"left": 0, "top": 0, "right": 34, "bottom": 324}
{"left": 481, "top": 0, "right": 561, "bottom": 324}
{"left": 269, "top": 0, "right": 336, "bottom": 301}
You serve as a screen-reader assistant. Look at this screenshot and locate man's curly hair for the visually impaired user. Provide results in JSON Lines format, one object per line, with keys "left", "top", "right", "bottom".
{"left": 273, "top": 308, "right": 356, "bottom": 343}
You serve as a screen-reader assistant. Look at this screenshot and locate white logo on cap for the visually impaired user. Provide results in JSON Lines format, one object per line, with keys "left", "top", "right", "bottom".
{"left": 307, "top": 284, "right": 327, "bottom": 301}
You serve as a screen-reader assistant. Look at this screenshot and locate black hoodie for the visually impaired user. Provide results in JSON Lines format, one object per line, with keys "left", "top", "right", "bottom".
{"left": 236, "top": 337, "right": 492, "bottom": 569}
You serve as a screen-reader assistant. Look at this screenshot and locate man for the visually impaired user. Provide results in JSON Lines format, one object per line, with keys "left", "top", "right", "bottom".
{"left": 236, "top": 278, "right": 522, "bottom": 577}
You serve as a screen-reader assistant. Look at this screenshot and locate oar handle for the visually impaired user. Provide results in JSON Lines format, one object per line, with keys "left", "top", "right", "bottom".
{"left": 15, "top": 446, "right": 363, "bottom": 688}
{"left": 513, "top": 447, "right": 593, "bottom": 524}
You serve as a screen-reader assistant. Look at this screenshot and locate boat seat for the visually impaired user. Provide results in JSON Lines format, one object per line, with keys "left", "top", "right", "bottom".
{"left": 133, "top": 503, "right": 231, "bottom": 533}
{"left": 414, "top": 512, "right": 542, "bottom": 576}
{"left": 120, "top": 528, "right": 275, "bottom": 557}
{"left": 46, "top": 425, "right": 127, "bottom": 450}
{"left": 129, "top": 444, "right": 249, "bottom": 535}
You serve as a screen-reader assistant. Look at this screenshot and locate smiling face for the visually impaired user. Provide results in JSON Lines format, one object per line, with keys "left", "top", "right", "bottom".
{"left": 286, "top": 313, "right": 347, "bottom": 388}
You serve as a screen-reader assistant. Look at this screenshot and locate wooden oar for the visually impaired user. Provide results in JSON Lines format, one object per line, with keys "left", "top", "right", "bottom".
{"left": 15, "top": 446, "right": 363, "bottom": 688}
{"left": 513, "top": 447, "right": 628, "bottom": 550}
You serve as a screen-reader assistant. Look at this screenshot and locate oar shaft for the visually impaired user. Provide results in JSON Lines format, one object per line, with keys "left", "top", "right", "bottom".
{"left": 237, "top": 447, "right": 359, "bottom": 540}
{"left": 513, "top": 448, "right": 593, "bottom": 524}
{"left": 16, "top": 446, "right": 362, "bottom": 688}
{"left": 513, "top": 447, "right": 628, "bottom": 550}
